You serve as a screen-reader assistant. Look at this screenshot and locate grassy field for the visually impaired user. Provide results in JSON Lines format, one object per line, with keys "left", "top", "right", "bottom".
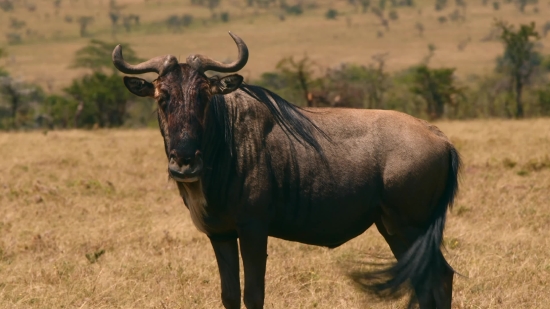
{"left": 0, "top": 119, "right": 549, "bottom": 308}
{"left": 1, "top": 0, "right": 550, "bottom": 92}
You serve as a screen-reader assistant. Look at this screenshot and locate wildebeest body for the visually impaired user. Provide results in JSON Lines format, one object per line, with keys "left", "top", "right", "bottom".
{"left": 112, "top": 33, "right": 461, "bottom": 309}
{"left": 184, "top": 92, "right": 450, "bottom": 248}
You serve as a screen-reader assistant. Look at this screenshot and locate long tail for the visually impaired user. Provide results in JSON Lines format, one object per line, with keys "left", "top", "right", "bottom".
{"left": 358, "top": 145, "right": 461, "bottom": 307}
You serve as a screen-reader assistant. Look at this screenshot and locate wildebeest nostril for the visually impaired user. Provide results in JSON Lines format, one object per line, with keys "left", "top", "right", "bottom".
{"left": 169, "top": 149, "right": 198, "bottom": 166}
{"left": 181, "top": 155, "right": 194, "bottom": 165}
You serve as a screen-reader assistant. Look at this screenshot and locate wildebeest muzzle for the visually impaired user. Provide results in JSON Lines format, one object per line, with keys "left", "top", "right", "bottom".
{"left": 167, "top": 148, "right": 203, "bottom": 183}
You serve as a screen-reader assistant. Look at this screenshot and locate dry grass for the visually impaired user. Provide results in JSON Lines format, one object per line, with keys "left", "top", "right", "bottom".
{"left": 1, "top": 0, "right": 550, "bottom": 91}
{"left": 0, "top": 118, "right": 549, "bottom": 308}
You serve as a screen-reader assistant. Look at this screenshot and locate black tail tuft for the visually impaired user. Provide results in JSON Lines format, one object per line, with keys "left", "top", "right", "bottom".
{"left": 352, "top": 145, "right": 461, "bottom": 307}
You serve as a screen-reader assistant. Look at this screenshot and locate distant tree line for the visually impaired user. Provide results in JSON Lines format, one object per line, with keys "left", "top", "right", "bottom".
{"left": 0, "top": 41, "right": 154, "bottom": 129}
{"left": 0, "top": 21, "right": 549, "bottom": 130}
{"left": 252, "top": 21, "right": 550, "bottom": 120}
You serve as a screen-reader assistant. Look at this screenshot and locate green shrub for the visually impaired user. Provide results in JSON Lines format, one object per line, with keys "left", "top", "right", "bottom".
{"left": 0, "top": 0, "right": 14, "bottom": 12}
{"left": 284, "top": 4, "right": 303, "bottom": 15}
{"left": 220, "top": 12, "right": 229, "bottom": 22}
{"left": 40, "top": 95, "right": 79, "bottom": 128}
{"left": 64, "top": 72, "right": 131, "bottom": 128}
{"left": 325, "top": 9, "right": 338, "bottom": 19}
{"left": 435, "top": 0, "right": 448, "bottom": 11}
{"left": 6, "top": 33, "right": 22, "bottom": 45}
{"left": 409, "top": 65, "right": 464, "bottom": 119}
{"left": 536, "top": 86, "right": 550, "bottom": 116}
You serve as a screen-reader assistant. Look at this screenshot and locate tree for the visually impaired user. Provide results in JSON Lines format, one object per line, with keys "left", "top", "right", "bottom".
{"left": 276, "top": 56, "right": 318, "bottom": 107}
{"left": 191, "top": 0, "right": 221, "bottom": 16}
{"left": 71, "top": 39, "right": 142, "bottom": 73}
{"left": 323, "top": 54, "right": 391, "bottom": 109}
{"left": 515, "top": 0, "right": 538, "bottom": 13}
{"left": 64, "top": 40, "right": 144, "bottom": 128}
{"left": 0, "top": 76, "right": 39, "bottom": 129}
{"left": 536, "top": 86, "right": 550, "bottom": 116}
{"left": 64, "top": 72, "right": 131, "bottom": 128}
{"left": 360, "top": 0, "right": 371, "bottom": 12}
{"left": 495, "top": 20, "right": 540, "bottom": 118}
{"left": 77, "top": 16, "right": 94, "bottom": 37}
{"left": 410, "top": 65, "right": 463, "bottom": 119}
{"left": 0, "top": 47, "right": 7, "bottom": 76}
{"left": 435, "top": 0, "right": 448, "bottom": 10}
{"left": 0, "top": 0, "right": 14, "bottom": 12}
{"left": 40, "top": 95, "right": 79, "bottom": 128}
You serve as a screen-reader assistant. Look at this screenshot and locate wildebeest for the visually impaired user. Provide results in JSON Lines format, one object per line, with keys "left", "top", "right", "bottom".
{"left": 112, "top": 32, "right": 461, "bottom": 309}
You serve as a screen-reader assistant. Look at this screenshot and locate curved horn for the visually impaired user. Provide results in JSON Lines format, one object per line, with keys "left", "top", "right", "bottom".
{"left": 186, "top": 31, "right": 249, "bottom": 73}
{"left": 112, "top": 45, "right": 178, "bottom": 75}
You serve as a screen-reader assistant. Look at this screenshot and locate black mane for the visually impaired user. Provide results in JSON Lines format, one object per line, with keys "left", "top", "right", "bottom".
{"left": 201, "top": 84, "right": 330, "bottom": 208}
{"left": 207, "top": 83, "right": 329, "bottom": 157}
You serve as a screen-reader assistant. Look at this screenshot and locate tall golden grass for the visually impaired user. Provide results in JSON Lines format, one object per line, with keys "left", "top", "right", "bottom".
{"left": 1, "top": 0, "right": 550, "bottom": 91}
{"left": 0, "top": 118, "right": 549, "bottom": 308}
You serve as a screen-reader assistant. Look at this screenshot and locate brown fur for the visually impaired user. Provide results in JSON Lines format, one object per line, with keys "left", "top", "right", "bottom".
{"left": 117, "top": 47, "right": 461, "bottom": 309}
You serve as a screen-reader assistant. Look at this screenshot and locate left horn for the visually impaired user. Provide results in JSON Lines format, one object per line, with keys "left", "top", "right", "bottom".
{"left": 112, "top": 45, "right": 177, "bottom": 75}
{"left": 186, "top": 32, "right": 249, "bottom": 73}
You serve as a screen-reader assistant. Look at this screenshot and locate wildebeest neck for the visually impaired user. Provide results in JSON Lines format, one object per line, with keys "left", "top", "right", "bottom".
{"left": 198, "top": 84, "right": 330, "bottom": 211}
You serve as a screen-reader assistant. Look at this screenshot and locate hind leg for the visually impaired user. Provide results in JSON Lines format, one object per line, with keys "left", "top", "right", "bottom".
{"left": 375, "top": 219, "right": 446, "bottom": 309}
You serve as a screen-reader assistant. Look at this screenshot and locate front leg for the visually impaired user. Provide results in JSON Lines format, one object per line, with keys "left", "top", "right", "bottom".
{"left": 210, "top": 238, "right": 241, "bottom": 309}
{"left": 238, "top": 221, "right": 269, "bottom": 309}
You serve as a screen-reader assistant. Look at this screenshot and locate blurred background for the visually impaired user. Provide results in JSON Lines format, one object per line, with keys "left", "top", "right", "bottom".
{"left": 0, "top": 0, "right": 550, "bottom": 129}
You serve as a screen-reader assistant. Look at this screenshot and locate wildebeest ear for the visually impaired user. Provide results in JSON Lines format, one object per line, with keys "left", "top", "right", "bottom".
{"left": 211, "top": 74, "right": 243, "bottom": 95}
{"left": 123, "top": 76, "right": 155, "bottom": 97}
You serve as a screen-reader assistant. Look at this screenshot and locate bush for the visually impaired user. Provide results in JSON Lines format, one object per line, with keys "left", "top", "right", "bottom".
{"left": 0, "top": 0, "right": 13, "bottom": 12}
{"left": 359, "top": 0, "right": 370, "bottom": 13}
{"left": 64, "top": 72, "right": 131, "bottom": 128}
{"left": 0, "top": 75, "right": 43, "bottom": 129}
{"left": 542, "top": 21, "right": 550, "bottom": 37}
{"left": 435, "top": 0, "right": 448, "bottom": 10}
{"left": 495, "top": 21, "right": 540, "bottom": 118}
{"left": 0, "top": 49, "right": 7, "bottom": 77}
{"left": 324, "top": 61, "right": 390, "bottom": 109}
{"left": 220, "top": 12, "right": 229, "bottom": 22}
{"left": 166, "top": 14, "right": 194, "bottom": 31}
{"left": 448, "top": 9, "right": 464, "bottom": 22}
{"left": 166, "top": 15, "right": 182, "bottom": 31}
{"left": 71, "top": 39, "right": 143, "bottom": 73}
{"left": 284, "top": 4, "right": 303, "bottom": 15}
{"left": 10, "top": 18, "right": 26, "bottom": 30}
{"left": 77, "top": 16, "right": 94, "bottom": 37}
{"left": 182, "top": 14, "right": 194, "bottom": 27}
{"left": 541, "top": 55, "right": 550, "bottom": 72}
{"left": 6, "top": 33, "right": 22, "bottom": 45}
{"left": 409, "top": 65, "right": 464, "bottom": 119}
{"left": 325, "top": 9, "right": 338, "bottom": 19}
{"left": 40, "top": 95, "right": 79, "bottom": 128}
{"left": 536, "top": 87, "right": 550, "bottom": 116}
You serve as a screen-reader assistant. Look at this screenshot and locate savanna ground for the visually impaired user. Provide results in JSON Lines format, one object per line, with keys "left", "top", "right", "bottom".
{"left": 0, "top": 119, "right": 549, "bottom": 308}
{"left": 1, "top": 0, "right": 550, "bottom": 91}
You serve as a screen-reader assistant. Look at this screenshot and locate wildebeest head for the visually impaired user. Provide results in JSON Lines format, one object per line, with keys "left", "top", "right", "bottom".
{"left": 112, "top": 32, "right": 248, "bottom": 182}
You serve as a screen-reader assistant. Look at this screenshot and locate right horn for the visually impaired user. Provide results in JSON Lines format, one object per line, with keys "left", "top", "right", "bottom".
{"left": 112, "top": 45, "right": 178, "bottom": 75}
{"left": 186, "top": 32, "right": 249, "bottom": 73}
